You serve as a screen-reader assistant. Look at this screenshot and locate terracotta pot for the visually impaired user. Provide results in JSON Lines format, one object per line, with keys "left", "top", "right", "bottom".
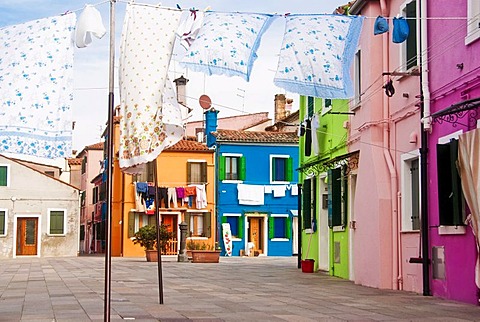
{"left": 191, "top": 250, "right": 221, "bottom": 263}
{"left": 145, "top": 250, "right": 158, "bottom": 262}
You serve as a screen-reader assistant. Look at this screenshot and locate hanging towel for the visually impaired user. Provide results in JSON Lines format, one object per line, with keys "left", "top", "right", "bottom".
{"left": 237, "top": 183, "right": 264, "bottom": 205}
{"left": 75, "top": 4, "right": 106, "bottom": 48}
{"left": 0, "top": 14, "right": 76, "bottom": 159}
{"left": 274, "top": 14, "right": 364, "bottom": 98}
{"left": 374, "top": 16, "right": 389, "bottom": 35}
{"left": 272, "top": 185, "right": 287, "bottom": 197}
{"left": 193, "top": 184, "right": 207, "bottom": 209}
{"left": 180, "top": 12, "right": 275, "bottom": 81}
{"left": 118, "top": 3, "right": 183, "bottom": 174}
{"left": 392, "top": 17, "right": 409, "bottom": 43}
{"left": 176, "top": 9, "right": 205, "bottom": 49}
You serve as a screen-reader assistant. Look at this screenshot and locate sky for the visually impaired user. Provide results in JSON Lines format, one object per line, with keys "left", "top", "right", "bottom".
{"left": 0, "top": 0, "right": 347, "bottom": 157}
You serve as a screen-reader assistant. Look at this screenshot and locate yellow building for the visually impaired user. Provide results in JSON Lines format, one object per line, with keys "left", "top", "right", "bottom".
{"left": 111, "top": 117, "right": 216, "bottom": 257}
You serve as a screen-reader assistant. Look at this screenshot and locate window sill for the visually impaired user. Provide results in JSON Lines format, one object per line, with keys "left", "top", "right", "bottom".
{"left": 438, "top": 225, "right": 466, "bottom": 235}
{"left": 187, "top": 237, "right": 208, "bottom": 240}
{"left": 400, "top": 229, "right": 420, "bottom": 234}
{"left": 270, "top": 181, "right": 290, "bottom": 185}
{"left": 47, "top": 234, "right": 66, "bottom": 237}
{"left": 332, "top": 226, "right": 345, "bottom": 232}
{"left": 271, "top": 238, "right": 289, "bottom": 242}
{"left": 304, "top": 228, "right": 314, "bottom": 234}
{"left": 222, "top": 180, "right": 243, "bottom": 184}
{"left": 465, "top": 30, "right": 480, "bottom": 45}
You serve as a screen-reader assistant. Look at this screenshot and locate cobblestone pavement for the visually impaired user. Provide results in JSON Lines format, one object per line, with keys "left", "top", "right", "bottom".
{"left": 0, "top": 255, "right": 479, "bottom": 321}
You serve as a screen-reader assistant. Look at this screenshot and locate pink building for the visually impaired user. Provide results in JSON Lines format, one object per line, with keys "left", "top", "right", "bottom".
{"left": 350, "top": 0, "right": 423, "bottom": 292}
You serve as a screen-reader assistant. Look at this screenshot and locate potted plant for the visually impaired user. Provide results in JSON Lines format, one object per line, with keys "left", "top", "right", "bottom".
{"left": 132, "top": 224, "right": 173, "bottom": 262}
{"left": 189, "top": 241, "right": 221, "bottom": 263}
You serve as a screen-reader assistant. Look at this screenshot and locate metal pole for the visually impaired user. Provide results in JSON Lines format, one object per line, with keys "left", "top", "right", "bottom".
{"left": 297, "top": 183, "right": 302, "bottom": 269}
{"left": 104, "top": 1, "right": 116, "bottom": 321}
{"left": 153, "top": 161, "right": 164, "bottom": 304}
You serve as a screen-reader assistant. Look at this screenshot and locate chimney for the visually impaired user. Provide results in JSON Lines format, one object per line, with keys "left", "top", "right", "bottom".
{"left": 204, "top": 108, "right": 219, "bottom": 148}
{"left": 274, "top": 94, "right": 286, "bottom": 123}
{"left": 173, "top": 75, "right": 189, "bottom": 106}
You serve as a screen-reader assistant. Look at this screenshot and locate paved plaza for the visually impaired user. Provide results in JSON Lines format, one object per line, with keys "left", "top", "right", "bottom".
{"left": 0, "top": 255, "right": 479, "bottom": 321}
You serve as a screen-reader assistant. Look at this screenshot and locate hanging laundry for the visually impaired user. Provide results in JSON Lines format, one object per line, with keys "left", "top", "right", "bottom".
{"left": 291, "top": 184, "right": 299, "bottom": 196}
{"left": 176, "top": 9, "right": 205, "bottom": 49}
{"left": 75, "top": 4, "right": 106, "bottom": 48}
{"left": 0, "top": 14, "right": 76, "bottom": 159}
{"left": 374, "top": 16, "right": 389, "bottom": 35}
{"left": 237, "top": 183, "right": 264, "bottom": 205}
{"left": 311, "top": 113, "right": 320, "bottom": 155}
{"left": 392, "top": 17, "right": 409, "bottom": 43}
{"left": 180, "top": 12, "right": 275, "bottom": 81}
{"left": 194, "top": 184, "right": 207, "bottom": 209}
{"left": 274, "top": 14, "right": 364, "bottom": 98}
{"left": 118, "top": 3, "right": 183, "bottom": 174}
{"left": 305, "top": 119, "right": 312, "bottom": 157}
{"left": 272, "top": 185, "right": 286, "bottom": 197}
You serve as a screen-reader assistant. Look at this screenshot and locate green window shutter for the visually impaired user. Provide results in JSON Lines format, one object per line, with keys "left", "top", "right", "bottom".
{"left": 128, "top": 212, "right": 135, "bottom": 237}
{"left": 302, "top": 179, "right": 312, "bottom": 229}
{"left": 239, "top": 157, "right": 246, "bottom": 181}
{"left": 203, "top": 212, "right": 211, "bottom": 238}
{"left": 0, "top": 166, "right": 7, "bottom": 186}
{"left": 268, "top": 217, "right": 274, "bottom": 239}
{"left": 50, "top": 211, "right": 64, "bottom": 234}
{"left": 286, "top": 216, "right": 292, "bottom": 239}
{"left": 221, "top": 216, "right": 227, "bottom": 224}
{"left": 0, "top": 210, "right": 5, "bottom": 235}
{"left": 271, "top": 158, "right": 276, "bottom": 181}
{"left": 331, "top": 168, "right": 342, "bottom": 227}
{"left": 219, "top": 156, "right": 226, "bottom": 181}
{"left": 286, "top": 157, "right": 293, "bottom": 182}
{"left": 449, "top": 139, "right": 462, "bottom": 226}
{"left": 307, "top": 96, "right": 314, "bottom": 117}
{"left": 238, "top": 216, "right": 244, "bottom": 238}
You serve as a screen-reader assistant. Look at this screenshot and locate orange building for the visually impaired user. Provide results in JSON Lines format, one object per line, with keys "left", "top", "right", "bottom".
{"left": 110, "top": 116, "right": 216, "bottom": 257}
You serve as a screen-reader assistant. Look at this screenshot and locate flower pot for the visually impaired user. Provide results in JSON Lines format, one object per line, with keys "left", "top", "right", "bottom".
{"left": 146, "top": 250, "right": 158, "bottom": 262}
{"left": 191, "top": 250, "right": 221, "bottom": 263}
{"left": 301, "top": 259, "right": 315, "bottom": 273}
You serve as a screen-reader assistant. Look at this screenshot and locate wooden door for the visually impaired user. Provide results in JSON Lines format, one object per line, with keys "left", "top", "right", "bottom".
{"left": 248, "top": 217, "right": 263, "bottom": 252}
{"left": 17, "top": 218, "right": 38, "bottom": 255}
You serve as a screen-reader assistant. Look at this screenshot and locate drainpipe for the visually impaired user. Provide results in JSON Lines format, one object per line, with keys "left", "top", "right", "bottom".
{"left": 379, "top": 0, "right": 400, "bottom": 291}
{"left": 419, "top": 0, "right": 431, "bottom": 296}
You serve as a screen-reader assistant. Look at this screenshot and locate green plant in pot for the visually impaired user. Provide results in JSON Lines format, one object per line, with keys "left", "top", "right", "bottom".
{"left": 132, "top": 224, "right": 173, "bottom": 261}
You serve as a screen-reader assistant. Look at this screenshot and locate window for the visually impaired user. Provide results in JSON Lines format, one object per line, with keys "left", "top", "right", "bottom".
{"left": 466, "top": 0, "right": 480, "bottom": 44}
{"left": 185, "top": 211, "right": 211, "bottom": 237}
{"left": 328, "top": 167, "right": 348, "bottom": 228}
{"left": 401, "top": 1, "right": 418, "bottom": 71}
{"left": 222, "top": 214, "right": 243, "bottom": 239}
{"left": 81, "top": 156, "right": 87, "bottom": 174}
{"left": 437, "top": 139, "right": 465, "bottom": 226}
{"left": 187, "top": 160, "right": 207, "bottom": 184}
{"left": 307, "top": 96, "right": 315, "bottom": 117}
{"left": 48, "top": 209, "right": 66, "bottom": 235}
{"left": 269, "top": 214, "right": 291, "bottom": 239}
{"left": 321, "top": 99, "right": 332, "bottom": 116}
{"left": 0, "top": 209, "right": 7, "bottom": 236}
{"left": 270, "top": 155, "right": 293, "bottom": 183}
{"left": 353, "top": 49, "right": 361, "bottom": 108}
{"left": 92, "top": 186, "right": 99, "bottom": 204}
{"left": 302, "top": 177, "right": 316, "bottom": 230}
{"left": 401, "top": 151, "right": 421, "bottom": 231}
{"left": 219, "top": 154, "right": 245, "bottom": 181}
{"left": 45, "top": 171, "right": 55, "bottom": 177}
{"left": 80, "top": 225, "right": 85, "bottom": 241}
{"left": 0, "top": 164, "right": 9, "bottom": 187}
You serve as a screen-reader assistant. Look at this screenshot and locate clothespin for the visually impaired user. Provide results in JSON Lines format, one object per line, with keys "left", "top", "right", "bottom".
{"left": 176, "top": 4, "right": 181, "bottom": 9}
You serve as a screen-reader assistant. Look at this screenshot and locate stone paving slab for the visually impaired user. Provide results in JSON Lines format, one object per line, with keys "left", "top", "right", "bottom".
{"left": 0, "top": 256, "right": 479, "bottom": 321}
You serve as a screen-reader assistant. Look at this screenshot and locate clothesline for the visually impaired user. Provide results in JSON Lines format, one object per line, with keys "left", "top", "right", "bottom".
{"left": 69, "top": 0, "right": 470, "bottom": 21}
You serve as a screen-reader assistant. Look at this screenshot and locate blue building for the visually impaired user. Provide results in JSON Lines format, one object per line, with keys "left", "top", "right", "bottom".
{"left": 207, "top": 110, "right": 299, "bottom": 257}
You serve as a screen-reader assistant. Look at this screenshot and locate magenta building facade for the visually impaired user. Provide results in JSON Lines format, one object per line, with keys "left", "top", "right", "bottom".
{"left": 426, "top": 1, "right": 480, "bottom": 304}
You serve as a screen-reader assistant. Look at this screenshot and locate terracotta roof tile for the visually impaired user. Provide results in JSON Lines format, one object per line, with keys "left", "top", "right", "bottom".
{"left": 86, "top": 142, "right": 104, "bottom": 150}
{"left": 212, "top": 129, "right": 299, "bottom": 143}
{"left": 67, "top": 158, "right": 82, "bottom": 165}
{"left": 165, "top": 139, "right": 212, "bottom": 152}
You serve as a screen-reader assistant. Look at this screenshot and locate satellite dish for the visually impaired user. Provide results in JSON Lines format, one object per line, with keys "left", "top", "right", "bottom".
{"left": 199, "top": 94, "right": 212, "bottom": 109}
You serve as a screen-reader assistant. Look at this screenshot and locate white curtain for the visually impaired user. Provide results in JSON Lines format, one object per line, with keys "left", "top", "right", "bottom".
{"left": 457, "top": 128, "right": 480, "bottom": 288}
